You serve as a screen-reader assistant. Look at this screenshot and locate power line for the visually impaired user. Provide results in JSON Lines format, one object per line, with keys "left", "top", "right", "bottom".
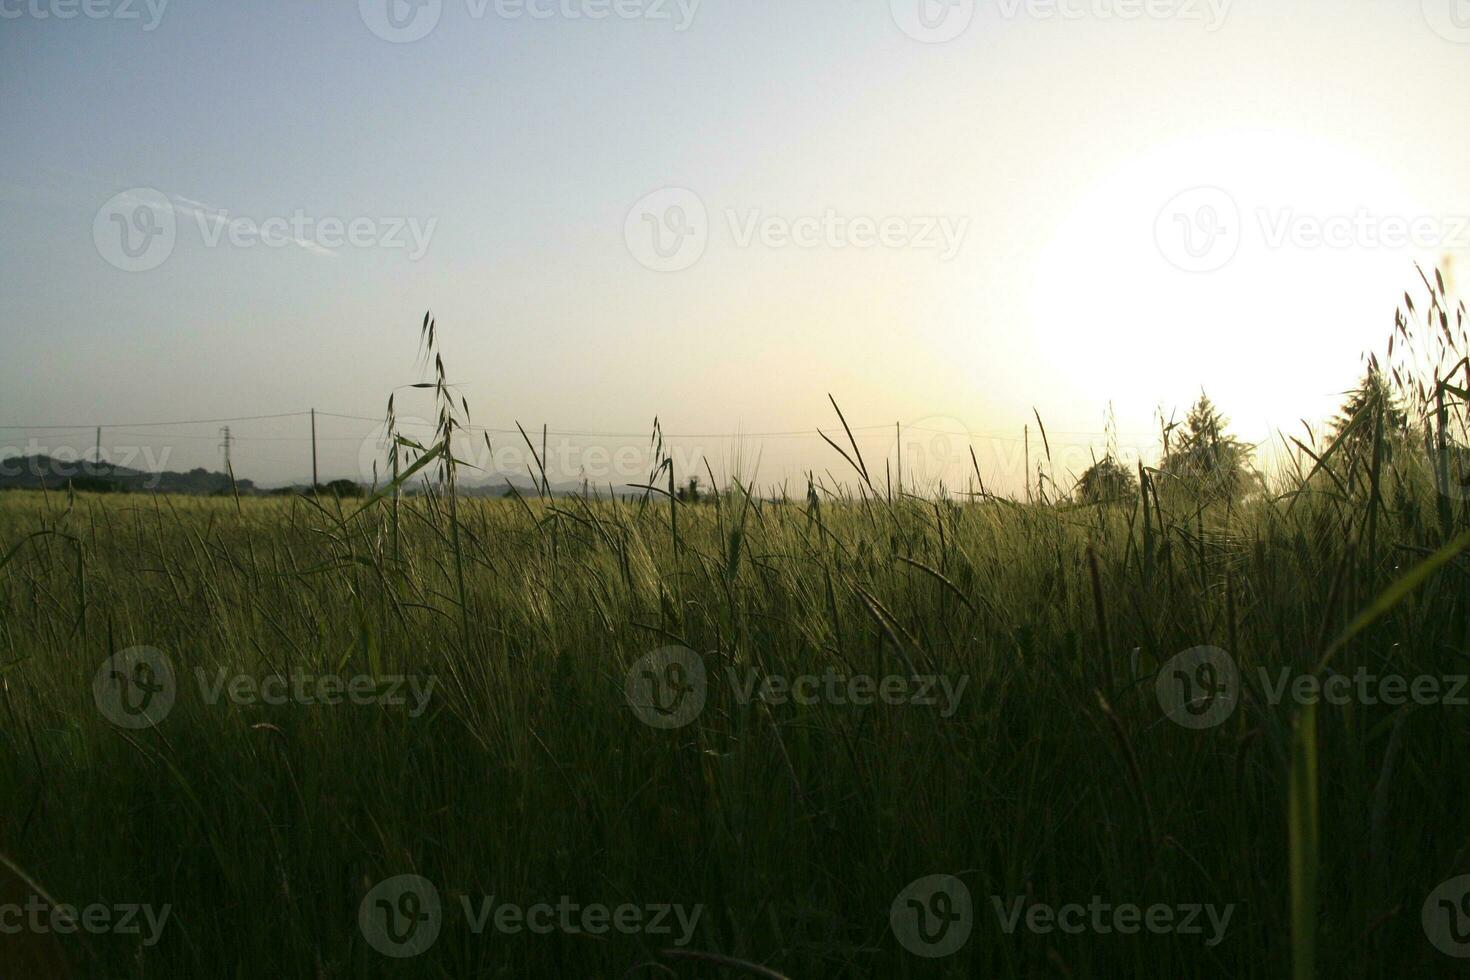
{"left": 310, "top": 412, "right": 1178, "bottom": 441}
{"left": 0, "top": 411, "right": 311, "bottom": 431}
{"left": 312, "top": 411, "right": 900, "bottom": 439}
{"left": 0, "top": 409, "right": 1184, "bottom": 444}
{"left": 101, "top": 431, "right": 362, "bottom": 442}
{"left": 3, "top": 410, "right": 954, "bottom": 441}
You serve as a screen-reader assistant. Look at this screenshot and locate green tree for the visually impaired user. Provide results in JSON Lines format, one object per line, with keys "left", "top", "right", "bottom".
{"left": 318, "top": 479, "right": 364, "bottom": 498}
{"left": 1162, "top": 393, "right": 1260, "bottom": 502}
{"left": 1075, "top": 455, "right": 1138, "bottom": 504}
{"left": 676, "top": 476, "right": 701, "bottom": 503}
{"left": 1328, "top": 365, "right": 1408, "bottom": 465}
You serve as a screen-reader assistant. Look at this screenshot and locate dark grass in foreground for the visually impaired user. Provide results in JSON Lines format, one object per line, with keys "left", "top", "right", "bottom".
{"left": 4, "top": 285, "right": 1470, "bottom": 977}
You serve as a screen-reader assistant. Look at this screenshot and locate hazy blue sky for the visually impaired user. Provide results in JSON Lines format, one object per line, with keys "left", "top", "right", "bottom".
{"left": 4, "top": 0, "right": 1469, "bottom": 490}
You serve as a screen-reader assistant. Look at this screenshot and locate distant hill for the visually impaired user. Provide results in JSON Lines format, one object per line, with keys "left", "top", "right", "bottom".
{"left": 0, "top": 456, "right": 644, "bottom": 499}
{"left": 457, "top": 476, "right": 633, "bottom": 499}
{"left": 0, "top": 456, "right": 255, "bottom": 495}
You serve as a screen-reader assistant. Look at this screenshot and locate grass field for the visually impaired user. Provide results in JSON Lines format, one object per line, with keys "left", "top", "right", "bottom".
{"left": 5, "top": 303, "right": 1470, "bottom": 977}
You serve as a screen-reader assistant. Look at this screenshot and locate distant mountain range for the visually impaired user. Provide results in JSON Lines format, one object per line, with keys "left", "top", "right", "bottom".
{"left": 0, "top": 456, "right": 255, "bottom": 495}
{"left": 0, "top": 455, "right": 637, "bottom": 499}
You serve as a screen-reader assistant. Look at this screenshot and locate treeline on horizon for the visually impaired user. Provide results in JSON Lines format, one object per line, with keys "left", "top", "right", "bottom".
{"left": 6, "top": 271, "right": 1467, "bottom": 510}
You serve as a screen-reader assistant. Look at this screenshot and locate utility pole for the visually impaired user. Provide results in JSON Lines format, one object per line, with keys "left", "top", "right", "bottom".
{"left": 1023, "top": 424, "right": 1030, "bottom": 503}
{"left": 311, "top": 408, "right": 319, "bottom": 490}
{"left": 896, "top": 421, "right": 902, "bottom": 496}
{"left": 218, "top": 426, "right": 232, "bottom": 473}
{"left": 94, "top": 426, "right": 102, "bottom": 470}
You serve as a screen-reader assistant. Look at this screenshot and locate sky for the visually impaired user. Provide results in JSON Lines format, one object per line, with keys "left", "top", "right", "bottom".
{"left": 3, "top": 0, "right": 1469, "bottom": 492}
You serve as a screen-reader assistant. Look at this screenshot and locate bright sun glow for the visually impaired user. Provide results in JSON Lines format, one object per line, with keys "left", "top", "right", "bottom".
{"left": 1039, "top": 129, "right": 1448, "bottom": 448}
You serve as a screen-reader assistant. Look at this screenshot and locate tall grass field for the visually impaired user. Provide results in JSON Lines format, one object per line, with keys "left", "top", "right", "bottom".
{"left": 4, "top": 286, "right": 1470, "bottom": 978}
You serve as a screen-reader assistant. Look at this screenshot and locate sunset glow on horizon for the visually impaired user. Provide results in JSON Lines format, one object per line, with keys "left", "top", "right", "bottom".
{"left": 4, "top": 1, "right": 1469, "bottom": 494}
